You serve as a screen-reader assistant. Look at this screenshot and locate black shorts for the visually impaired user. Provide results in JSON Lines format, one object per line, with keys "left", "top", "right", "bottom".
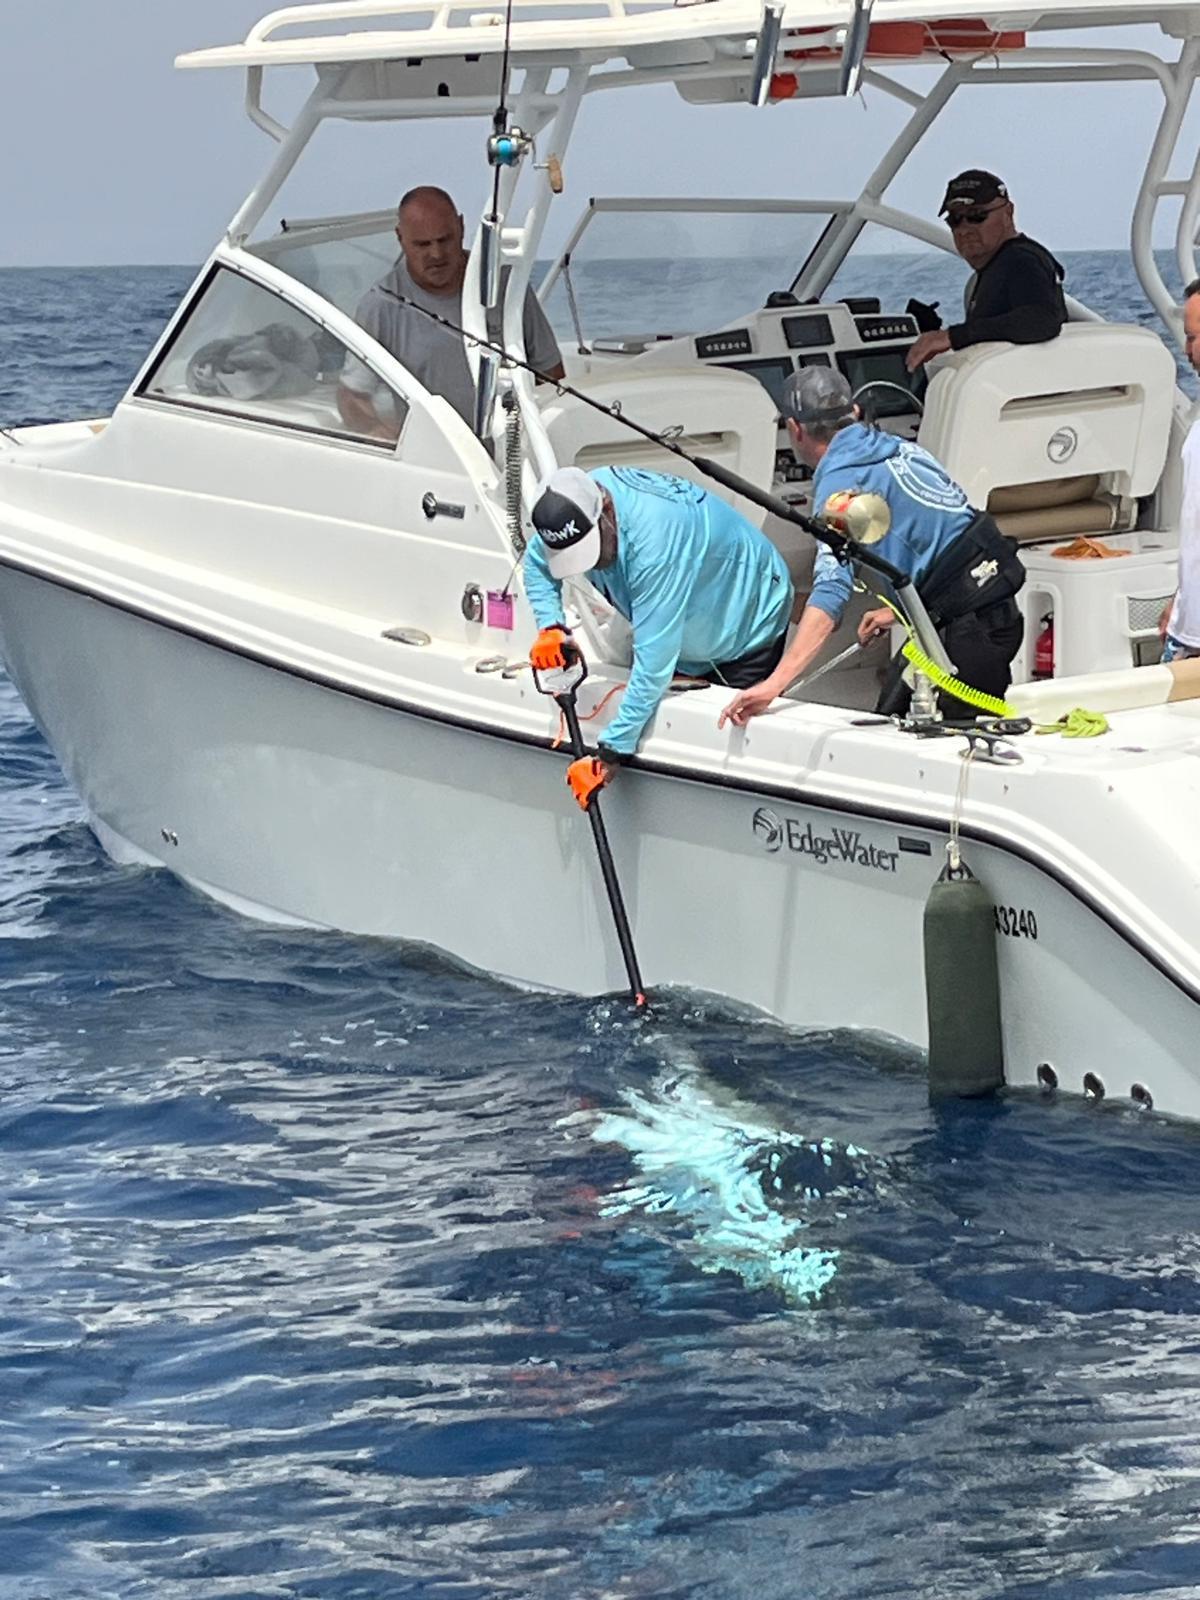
{"left": 703, "top": 628, "right": 789, "bottom": 690}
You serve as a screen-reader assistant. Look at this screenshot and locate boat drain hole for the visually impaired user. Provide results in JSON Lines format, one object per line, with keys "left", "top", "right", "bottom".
{"left": 1036, "top": 1062, "right": 1057, "bottom": 1092}
{"left": 1082, "top": 1072, "right": 1105, "bottom": 1102}
{"left": 1131, "top": 1082, "right": 1154, "bottom": 1111}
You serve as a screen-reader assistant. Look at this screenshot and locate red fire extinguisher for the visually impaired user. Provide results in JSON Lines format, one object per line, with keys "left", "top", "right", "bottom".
{"left": 1034, "top": 614, "right": 1055, "bottom": 679}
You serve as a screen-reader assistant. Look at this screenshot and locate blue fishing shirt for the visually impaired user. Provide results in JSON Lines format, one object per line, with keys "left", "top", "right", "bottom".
{"left": 523, "top": 466, "right": 793, "bottom": 756}
{"left": 809, "top": 424, "right": 974, "bottom": 623}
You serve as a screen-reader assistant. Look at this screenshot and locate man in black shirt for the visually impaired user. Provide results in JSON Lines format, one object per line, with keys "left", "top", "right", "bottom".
{"left": 906, "top": 170, "right": 1067, "bottom": 371}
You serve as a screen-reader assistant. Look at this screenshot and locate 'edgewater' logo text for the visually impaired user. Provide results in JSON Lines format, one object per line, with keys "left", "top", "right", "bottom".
{"left": 751, "top": 807, "right": 899, "bottom": 873}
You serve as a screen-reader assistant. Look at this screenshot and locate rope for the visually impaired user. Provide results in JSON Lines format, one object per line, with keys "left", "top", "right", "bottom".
{"left": 862, "top": 586, "right": 1108, "bottom": 732}
{"left": 900, "top": 640, "right": 1018, "bottom": 718}
{"left": 502, "top": 389, "right": 525, "bottom": 565}
{"left": 551, "top": 682, "right": 626, "bottom": 749}
{"left": 1034, "top": 707, "right": 1110, "bottom": 738}
{"left": 1050, "top": 536, "right": 1130, "bottom": 561}
{"left": 947, "top": 740, "right": 976, "bottom": 874}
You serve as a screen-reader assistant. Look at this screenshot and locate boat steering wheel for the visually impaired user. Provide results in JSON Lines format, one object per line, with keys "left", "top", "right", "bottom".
{"left": 851, "top": 379, "right": 925, "bottom": 422}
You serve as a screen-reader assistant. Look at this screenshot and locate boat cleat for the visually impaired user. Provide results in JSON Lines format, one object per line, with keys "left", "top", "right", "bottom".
{"left": 958, "top": 726, "right": 1024, "bottom": 765}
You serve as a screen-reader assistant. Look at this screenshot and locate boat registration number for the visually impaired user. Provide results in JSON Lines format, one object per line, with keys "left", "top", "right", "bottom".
{"left": 993, "top": 904, "right": 1038, "bottom": 940}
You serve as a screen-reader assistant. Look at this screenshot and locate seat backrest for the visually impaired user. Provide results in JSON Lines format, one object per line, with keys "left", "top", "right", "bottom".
{"left": 917, "top": 325, "right": 1177, "bottom": 532}
{"left": 539, "top": 364, "right": 777, "bottom": 527}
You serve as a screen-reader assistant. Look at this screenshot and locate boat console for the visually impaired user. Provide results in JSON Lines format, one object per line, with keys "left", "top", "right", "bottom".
{"left": 623, "top": 295, "right": 925, "bottom": 511}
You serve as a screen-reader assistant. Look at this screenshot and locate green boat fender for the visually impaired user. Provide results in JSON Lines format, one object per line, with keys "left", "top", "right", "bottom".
{"left": 923, "top": 856, "right": 1005, "bottom": 1101}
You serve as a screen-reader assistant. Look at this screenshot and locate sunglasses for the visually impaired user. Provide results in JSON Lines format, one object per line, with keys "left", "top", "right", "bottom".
{"left": 946, "top": 203, "right": 1006, "bottom": 229}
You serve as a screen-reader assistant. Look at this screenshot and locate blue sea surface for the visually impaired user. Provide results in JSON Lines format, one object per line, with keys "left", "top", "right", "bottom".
{"left": 2, "top": 258, "right": 1200, "bottom": 1599}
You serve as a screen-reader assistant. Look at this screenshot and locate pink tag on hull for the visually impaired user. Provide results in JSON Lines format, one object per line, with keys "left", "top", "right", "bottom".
{"left": 486, "top": 590, "right": 515, "bottom": 630}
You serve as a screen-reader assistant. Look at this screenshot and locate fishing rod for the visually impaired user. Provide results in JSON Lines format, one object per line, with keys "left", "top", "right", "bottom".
{"left": 376, "top": 280, "right": 938, "bottom": 622}
{"left": 380, "top": 280, "right": 954, "bottom": 674}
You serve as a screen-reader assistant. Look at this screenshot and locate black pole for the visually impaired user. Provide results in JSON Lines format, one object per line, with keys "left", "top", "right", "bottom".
{"left": 557, "top": 691, "right": 648, "bottom": 1009}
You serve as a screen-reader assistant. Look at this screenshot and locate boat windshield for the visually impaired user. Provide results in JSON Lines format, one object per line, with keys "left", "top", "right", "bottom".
{"left": 815, "top": 222, "right": 967, "bottom": 319}
{"left": 538, "top": 201, "right": 844, "bottom": 349}
{"left": 251, "top": 214, "right": 401, "bottom": 323}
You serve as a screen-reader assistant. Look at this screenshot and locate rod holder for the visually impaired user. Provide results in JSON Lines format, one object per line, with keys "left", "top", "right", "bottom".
{"left": 474, "top": 351, "right": 499, "bottom": 440}
{"left": 839, "top": 0, "right": 874, "bottom": 96}
{"left": 750, "top": 3, "right": 785, "bottom": 106}
{"left": 479, "top": 213, "right": 502, "bottom": 310}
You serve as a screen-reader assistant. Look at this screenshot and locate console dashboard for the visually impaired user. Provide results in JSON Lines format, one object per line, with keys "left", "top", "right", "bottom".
{"left": 630, "top": 296, "right": 926, "bottom": 512}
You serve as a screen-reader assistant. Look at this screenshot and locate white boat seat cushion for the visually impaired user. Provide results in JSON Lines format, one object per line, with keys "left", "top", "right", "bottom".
{"left": 539, "top": 365, "right": 777, "bottom": 527}
{"left": 918, "top": 324, "right": 1177, "bottom": 522}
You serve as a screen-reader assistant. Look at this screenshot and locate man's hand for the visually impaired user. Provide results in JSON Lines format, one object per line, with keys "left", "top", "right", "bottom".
{"left": 857, "top": 606, "right": 895, "bottom": 646}
{"left": 906, "top": 329, "right": 952, "bottom": 371}
{"left": 718, "top": 678, "right": 781, "bottom": 729}
{"left": 337, "top": 383, "right": 398, "bottom": 441}
{"left": 1159, "top": 594, "right": 1177, "bottom": 642}
{"left": 530, "top": 626, "right": 573, "bottom": 672}
{"left": 566, "top": 756, "right": 614, "bottom": 810}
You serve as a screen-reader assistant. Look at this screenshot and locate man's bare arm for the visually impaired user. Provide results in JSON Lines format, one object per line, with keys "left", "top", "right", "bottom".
{"left": 717, "top": 605, "right": 837, "bottom": 729}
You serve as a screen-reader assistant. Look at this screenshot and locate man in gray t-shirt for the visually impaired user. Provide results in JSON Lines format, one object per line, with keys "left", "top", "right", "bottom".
{"left": 339, "top": 184, "right": 564, "bottom": 437}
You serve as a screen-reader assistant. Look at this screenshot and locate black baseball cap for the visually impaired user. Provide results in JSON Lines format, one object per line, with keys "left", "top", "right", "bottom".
{"left": 939, "top": 170, "right": 1009, "bottom": 215}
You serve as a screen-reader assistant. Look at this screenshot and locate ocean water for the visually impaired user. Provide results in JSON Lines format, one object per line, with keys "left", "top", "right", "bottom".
{"left": 2, "top": 257, "right": 1200, "bottom": 1599}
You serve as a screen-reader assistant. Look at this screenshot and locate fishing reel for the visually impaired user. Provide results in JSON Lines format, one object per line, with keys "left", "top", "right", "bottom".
{"left": 822, "top": 489, "right": 891, "bottom": 545}
{"left": 487, "top": 125, "right": 533, "bottom": 167}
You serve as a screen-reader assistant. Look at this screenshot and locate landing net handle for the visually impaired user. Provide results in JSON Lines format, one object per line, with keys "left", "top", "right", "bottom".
{"left": 532, "top": 649, "right": 648, "bottom": 1008}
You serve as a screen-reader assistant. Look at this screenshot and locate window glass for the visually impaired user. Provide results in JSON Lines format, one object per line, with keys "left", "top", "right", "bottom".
{"left": 538, "top": 205, "right": 838, "bottom": 347}
{"left": 140, "top": 266, "right": 405, "bottom": 445}
{"left": 254, "top": 219, "right": 399, "bottom": 321}
{"left": 812, "top": 223, "right": 968, "bottom": 316}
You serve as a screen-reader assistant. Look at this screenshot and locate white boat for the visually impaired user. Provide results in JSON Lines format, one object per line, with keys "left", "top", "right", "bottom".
{"left": 4, "top": 0, "right": 1200, "bottom": 1112}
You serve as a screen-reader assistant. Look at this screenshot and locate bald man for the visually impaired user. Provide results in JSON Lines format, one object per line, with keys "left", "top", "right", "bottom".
{"left": 339, "top": 185, "right": 564, "bottom": 438}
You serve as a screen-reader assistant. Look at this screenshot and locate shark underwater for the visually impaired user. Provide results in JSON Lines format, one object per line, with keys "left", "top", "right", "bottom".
{"left": 565, "top": 1047, "right": 886, "bottom": 1304}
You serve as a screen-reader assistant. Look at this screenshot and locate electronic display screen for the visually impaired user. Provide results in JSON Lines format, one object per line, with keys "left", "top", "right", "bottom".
{"left": 837, "top": 348, "right": 921, "bottom": 418}
{"left": 782, "top": 313, "right": 834, "bottom": 350}
{"left": 722, "top": 356, "right": 795, "bottom": 414}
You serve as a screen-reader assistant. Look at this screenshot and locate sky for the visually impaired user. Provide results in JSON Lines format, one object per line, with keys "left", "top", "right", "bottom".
{"left": 3, "top": 2, "right": 1199, "bottom": 267}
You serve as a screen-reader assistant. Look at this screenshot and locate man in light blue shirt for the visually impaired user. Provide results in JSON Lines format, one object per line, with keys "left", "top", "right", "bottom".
{"left": 525, "top": 465, "right": 793, "bottom": 807}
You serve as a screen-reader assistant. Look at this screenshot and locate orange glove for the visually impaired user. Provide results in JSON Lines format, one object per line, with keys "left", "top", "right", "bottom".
{"left": 566, "top": 756, "right": 611, "bottom": 811}
{"left": 530, "top": 626, "right": 572, "bottom": 673}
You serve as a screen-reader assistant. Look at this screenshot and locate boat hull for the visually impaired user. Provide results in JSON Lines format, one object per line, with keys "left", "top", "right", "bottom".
{"left": 0, "top": 562, "right": 1196, "bottom": 1115}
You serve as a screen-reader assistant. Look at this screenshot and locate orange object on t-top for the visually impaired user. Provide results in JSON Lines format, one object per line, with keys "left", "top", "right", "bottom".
{"left": 769, "top": 18, "right": 1025, "bottom": 97}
